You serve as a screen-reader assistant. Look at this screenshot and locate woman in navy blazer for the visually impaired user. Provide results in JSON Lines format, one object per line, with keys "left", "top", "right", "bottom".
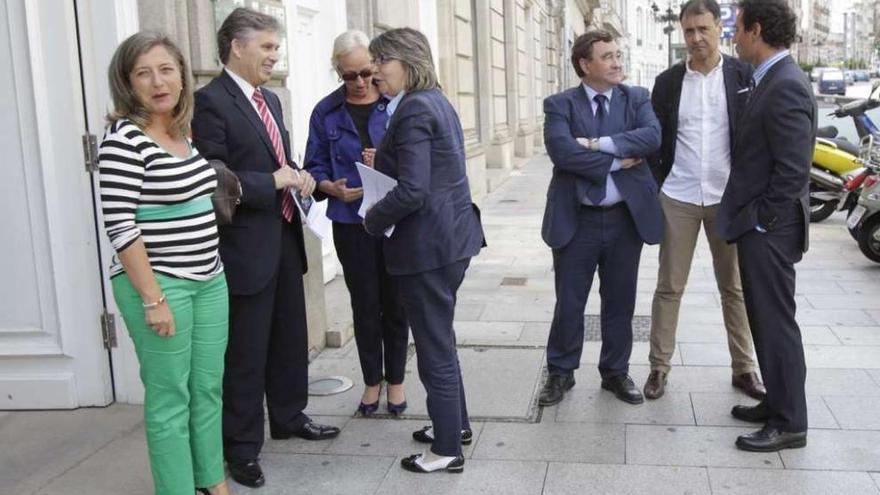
{"left": 364, "top": 28, "right": 485, "bottom": 474}
{"left": 304, "top": 30, "right": 409, "bottom": 417}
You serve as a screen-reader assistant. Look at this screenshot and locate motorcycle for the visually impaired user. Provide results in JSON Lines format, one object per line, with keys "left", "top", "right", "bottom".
{"left": 846, "top": 146, "right": 880, "bottom": 263}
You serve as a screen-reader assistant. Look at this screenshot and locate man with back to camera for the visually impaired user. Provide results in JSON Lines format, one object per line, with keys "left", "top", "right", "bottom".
{"left": 716, "top": 0, "right": 816, "bottom": 452}
{"left": 538, "top": 30, "right": 662, "bottom": 407}
{"left": 645, "top": 0, "right": 764, "bottom": 401}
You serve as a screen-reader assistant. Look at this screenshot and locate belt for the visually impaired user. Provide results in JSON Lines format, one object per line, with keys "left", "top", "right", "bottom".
{"left": 580, "top": 202, "right": 625, "bottom": 212}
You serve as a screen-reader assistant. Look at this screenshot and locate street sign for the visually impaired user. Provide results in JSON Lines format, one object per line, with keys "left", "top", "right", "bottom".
{"left": 721, "top": 4, "right": 737, "bottom": 39}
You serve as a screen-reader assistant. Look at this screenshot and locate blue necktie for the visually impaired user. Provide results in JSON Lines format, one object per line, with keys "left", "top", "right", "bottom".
{"left": 587, "top": 94, "right": 609, "bottom": 204}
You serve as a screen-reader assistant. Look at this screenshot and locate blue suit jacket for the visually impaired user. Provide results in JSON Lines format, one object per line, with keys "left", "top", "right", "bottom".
{"left": 192, "top": 70, "right": 307, "bottom": 295}
{"left": 364, "top": 89, "right": 485, "bottom": 276}
{"left": 304, "top": 86, "right": 389, "bottom": 223}
{"left": 542, "top": 84, "right": 663, "bottom": 249}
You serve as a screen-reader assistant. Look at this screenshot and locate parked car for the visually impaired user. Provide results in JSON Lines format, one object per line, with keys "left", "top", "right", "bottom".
{"left": 854, "top": 70, "right": 871, "bottom": 82}
{"left": 845, "top": 70, "right": 855, "bottom": 85}
{"left": 819, "top": 69, "right": 847, "bottom": 95}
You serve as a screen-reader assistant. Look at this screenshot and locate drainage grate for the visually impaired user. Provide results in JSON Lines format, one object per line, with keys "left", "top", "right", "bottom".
{"left": 584, "top": 315, "right": 651, "bottom": 342}
{"left": 500, "top": 276, "right": 528, "bottom": 286}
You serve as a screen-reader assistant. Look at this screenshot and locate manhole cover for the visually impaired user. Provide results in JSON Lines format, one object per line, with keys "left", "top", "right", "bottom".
{"left": 308, "top": 376, "right": 353, "bottom": 396}
{"left": 501, "top": 277, "right": 528, "bottom": 286}
{"left": 584, "top": 315, "right": 651, "bottom": 342}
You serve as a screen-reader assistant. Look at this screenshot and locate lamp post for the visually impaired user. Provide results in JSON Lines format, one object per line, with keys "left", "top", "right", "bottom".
{"left": 652, "top": 1, "right": 678, "bottom": 68}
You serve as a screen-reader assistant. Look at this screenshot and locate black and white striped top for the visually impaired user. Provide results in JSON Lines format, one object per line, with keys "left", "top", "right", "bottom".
{"left": 98, "top": 118, "right": 222, "bottom": 281}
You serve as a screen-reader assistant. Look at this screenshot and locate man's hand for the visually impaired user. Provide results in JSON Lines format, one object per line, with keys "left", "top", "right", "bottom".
{"left": 297, "top": 170, "right": 316, "bottom": 198}
{"left": 620, "top": 157, "right": 643, "bottom": 169}
{"left": 273, "top": 165, "right": 300, "bottom": 190}
{"left": 576, "top": 137, "right": 592, "bottom": 149}
{"left": 319, "top": 178, "right": 363, "bottom": 203}
{"left": 362, "top": 148, "right": 376, "bottom": 168}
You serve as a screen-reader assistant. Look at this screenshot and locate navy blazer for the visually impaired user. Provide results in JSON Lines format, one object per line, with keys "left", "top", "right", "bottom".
{"left": 542, "top": 84, "right": 663, "bottom": 249}
{"left": 716, "top": 56, "right": 816, "bottom": 252}
{"left": 192, "top": 70, "right": 308, "bottom": 295}
{"left": 649, "top": 55, "right": 753, "bottom": 185}
{"left": 304, "top": 86, "right": 390, "bottom": 223}
{"left": 364, "top": 89, "right": 485, "bottom": 276}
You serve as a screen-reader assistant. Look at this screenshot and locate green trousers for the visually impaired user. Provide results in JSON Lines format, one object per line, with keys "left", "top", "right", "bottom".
{"left": 112, "top": 272, "right": 228, "bottom": 495}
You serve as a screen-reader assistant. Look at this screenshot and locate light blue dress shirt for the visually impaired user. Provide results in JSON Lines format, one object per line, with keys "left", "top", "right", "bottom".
{"left": 385, "top": 91, "right": 406, "bottom": 128}
{"left": 752, "top": 49, "right": 789, "bottom": 88}
{"left": 582, "top": 84, "right": 622, "bottom": 206}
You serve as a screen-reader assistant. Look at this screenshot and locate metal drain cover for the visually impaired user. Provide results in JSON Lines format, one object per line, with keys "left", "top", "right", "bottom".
{"left": 308, "top": 376, "right": 353, "bottom": 396}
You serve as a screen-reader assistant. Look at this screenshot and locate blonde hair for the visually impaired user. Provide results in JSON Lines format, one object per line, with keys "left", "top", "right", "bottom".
{"left": 331, "top": 30, "right": 371, "bottom": 70}
{"left": 106, "top": 31, "right": 192, "bottom": 138}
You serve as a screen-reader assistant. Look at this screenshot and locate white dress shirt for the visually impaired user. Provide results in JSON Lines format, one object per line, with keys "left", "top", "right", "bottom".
{"left": 225, "top": 67, "right": 261, "bottom": 115}
{"left": 662, "top": 56, "right": 731, "bottom": 206}
{"left": 582, "top": 83, "right": 622, "bottom": 206}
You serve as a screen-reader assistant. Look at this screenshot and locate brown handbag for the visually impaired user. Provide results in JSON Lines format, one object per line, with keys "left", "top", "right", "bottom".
{"left": 208, "top": 159, "right": 241, "bottom": 225}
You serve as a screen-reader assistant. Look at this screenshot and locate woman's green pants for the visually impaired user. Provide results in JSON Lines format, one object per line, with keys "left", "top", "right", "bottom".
{"left": 112, "top": 272, "right": 228, "bottom": 494}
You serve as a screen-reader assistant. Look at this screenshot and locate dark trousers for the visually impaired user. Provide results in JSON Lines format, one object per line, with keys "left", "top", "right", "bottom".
{"left": 396, "top": 258, "right": 472, "bottom": 457}
{"left": 223, "top": 223, "right": 310, "bottom": 462}
{"left": 547, "top": 205, "right": 644, "bottom": 379}
{"left": 737, "top": 204, "right": 808, "bottom": 433}
{"left": 333, "top": 222, "right": 408, "bottom": 386}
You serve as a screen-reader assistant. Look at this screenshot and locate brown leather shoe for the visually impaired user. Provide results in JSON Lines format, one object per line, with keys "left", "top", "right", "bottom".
{"left": 643, "top": 370, "right": 667, "bottom": 400}
{"left": 732, "top": 372, "right": 767, "bottom": 400}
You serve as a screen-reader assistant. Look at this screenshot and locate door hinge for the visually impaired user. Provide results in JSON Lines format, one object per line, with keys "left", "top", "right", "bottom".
{"left": 83, "top": 133, "right": 99, "bottom": 172}
{"left": 100, "top": 310, "right": 118, "bottom": 349}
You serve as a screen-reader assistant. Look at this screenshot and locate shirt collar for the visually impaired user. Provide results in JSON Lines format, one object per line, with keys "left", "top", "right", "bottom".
{"left": 582, "top": 83, "right": 614, "bottom": 103}
{"left": 386, "top": 91, "right": 407, "bottom": 119}
{"left": 685, "top": 54, "right": 723, "bottom": 76}
{"left": 225, "top": 67, "right": 257, "bottom": 101}
{"left": 752, "top": 49, "right": 789, "bottom": 87}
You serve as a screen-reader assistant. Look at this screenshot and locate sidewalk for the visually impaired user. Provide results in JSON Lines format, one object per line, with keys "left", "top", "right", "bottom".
{"left": 4, "top": 154, "right": 880, "bottom": 494}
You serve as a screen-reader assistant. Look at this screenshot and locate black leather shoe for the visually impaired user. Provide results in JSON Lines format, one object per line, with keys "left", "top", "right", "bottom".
{"left": 732, "top": 372, "right": 767, "bottom": 400}
{"left": 736, "top": 426, "right": 807, "bottom": 452}
{"left": 412, "top": 425, "right": 473, "bottom": 445}
{"left": 272, "top": 421, "right": 341, "bottom": 441}
{"left": 400, "top": 453, "right": 465, "bottom": 473}
{"left": 601, "top": 375, "right": 644, "bottom": 404}
{"left": 538, "top": 374, "right": 575, "bottom": 406}
{"left": 227, "top": 459, "right": 265, "bottom": 488}
{"left": 731, "top": 402, "right": 772, "bottom": 423}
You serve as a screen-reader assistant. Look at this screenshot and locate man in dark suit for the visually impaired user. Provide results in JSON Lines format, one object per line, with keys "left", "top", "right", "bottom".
{"left": 645, "top": 0, "right": 763, "bottom": 401}
{"left": 716, "top": 0, "right": 816, "bottom": 452}
{"left": 538, "top": 30, "right": 662, "bottom": 407}
{"left": 191, "top": 7, "right": 339, "bottom": 488}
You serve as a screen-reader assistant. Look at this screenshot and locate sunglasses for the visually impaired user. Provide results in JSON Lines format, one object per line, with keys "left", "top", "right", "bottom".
{"left": 340, "top": 69, "right": 375, "bottom": 82}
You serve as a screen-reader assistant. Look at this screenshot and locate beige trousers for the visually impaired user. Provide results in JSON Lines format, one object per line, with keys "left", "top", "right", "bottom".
{"left": 649, "top": 192, "right": 757, "bottom": 375}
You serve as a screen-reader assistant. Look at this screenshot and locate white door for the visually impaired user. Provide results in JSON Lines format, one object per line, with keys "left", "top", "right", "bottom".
{"left": 0, "top": 0, "right": 114, "bottom": 408}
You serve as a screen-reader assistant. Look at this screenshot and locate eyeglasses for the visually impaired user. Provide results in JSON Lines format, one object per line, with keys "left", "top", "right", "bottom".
{"left": 371, "top": 56, "right": 396, "bottom": 66}
{"left": 339, "top": 69, "right": 375, "bottom": 82}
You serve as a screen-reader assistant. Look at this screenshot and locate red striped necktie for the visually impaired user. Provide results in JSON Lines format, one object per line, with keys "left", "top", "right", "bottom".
{"left": 252, "top": 87, "right": 295, "bottom": 223}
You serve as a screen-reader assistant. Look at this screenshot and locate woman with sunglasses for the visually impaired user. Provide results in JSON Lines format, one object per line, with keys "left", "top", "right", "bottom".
{"left": 304, "top": 30, "right": 409, "bottom": 417}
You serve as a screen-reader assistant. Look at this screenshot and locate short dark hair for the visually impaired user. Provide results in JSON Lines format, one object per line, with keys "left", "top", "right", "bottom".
{"left": 737, "top": 0, "right": 798, "bottom": 49}
{"left": 679, "top": 0, "right": 722, "bottom": 22}
{"left": 216, "top": 7, "right": 282, "bottom": 64}
{"left": 570, "top": 30, "right": 615, "bottom": 78}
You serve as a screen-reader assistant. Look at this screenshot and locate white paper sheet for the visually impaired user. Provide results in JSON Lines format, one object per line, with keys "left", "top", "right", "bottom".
{"left": 356, "top": 162, "right": 397, "bottom": 238}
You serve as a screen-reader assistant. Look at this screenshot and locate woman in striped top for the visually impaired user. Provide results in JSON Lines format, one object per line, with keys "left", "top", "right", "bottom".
{"left": 99, "top": 32, "right": 231, "bottom": 495}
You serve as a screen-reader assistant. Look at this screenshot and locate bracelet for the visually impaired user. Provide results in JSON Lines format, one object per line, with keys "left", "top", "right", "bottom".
{"left": 142, "top": 293, "right": 166, "bottom": 310}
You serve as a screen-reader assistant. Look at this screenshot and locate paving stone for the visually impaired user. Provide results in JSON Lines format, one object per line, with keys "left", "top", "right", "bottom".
{"left": 302, "top": 357, "right": 375, "bottom": 417}
{"left": 803, "top": 345, "right": 880, "bottom": 369}
{"left": 823, "top": 396, "right": 880, "bottom": 430}
{"left": 472, "top": 422, "right": 625, "bottom": 463}
{"left": 837, "top": 280, "right": 880, "bottom": 295}
{"left": 555, "top": 383, "right": 695, "bottom": 425}
{"left": 323, "top": 418, "right": 482, "bottom": 458}
{"left": 229, "top": 454, "right": 393, "bottom": 494}
{"left": 679, "top": 343, "right": 742, "bottom": 366}
{"left": 479, "top": 302, "right": 554, "bottom": 322}
{"left": 781, "top": 429, "right": 880, "bottom": 471}
{"left": 867, "top": 310, "right": 880, "bottom": 325}
{"left": 376, "top": 458, "right": 547, "bottom": 495}
{"left": 872, "top": 472, "right": 880, "bottom": 490}
{"left": 806, "top": 369, "right": 880, "bottom": 396}
{"left": 804, "top": 295, "right": 880, "bottom": 310}
{"left": 405, "top": 347, "right": 544, "bottom": 420}
{"left": 579, "top": 342, "right": 676, "bottom": 366}
{"left": 454, "top": 321, "right": 525, "bottom": 343}
{"left": 796, "top": 309, "right": 877, "bottom": 326}
{"left": 830, "top": 326, "right": 880, "bottom": 346}
{"left": 707, "top": 467, "right": 879, "bottom": 495}
{"left": 263, "top": 415, "right": 351, "bottom": 454}
{"left": 455, "top": 303, "right": 486, "bottom": 321}
{"left": 625, "top": 425, "right": 783, "bottom": 469}
{"left": 691, "top": 393, "right": 839, "bottom": 429}
{"left": 519, "top": 322, "right": 551, "bottom": 343}
{"left": 544, "top": 463, "right": 711, "bottom": 495}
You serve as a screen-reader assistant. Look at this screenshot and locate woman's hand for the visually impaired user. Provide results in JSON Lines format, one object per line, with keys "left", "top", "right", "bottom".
{"left": 362, "top": 148, "right": 376, "bottom": 168}
{"left": 320, "top": 178, "right": 363, "bottom": 203}
{"left": 145, "top": 302, "right": 175, "bottom": 337}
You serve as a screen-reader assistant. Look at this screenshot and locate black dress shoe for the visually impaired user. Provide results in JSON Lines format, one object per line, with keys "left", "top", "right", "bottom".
{"left": 400, "top": 453, "right": 465, "bottom": 473}
{"left": 412, "top": 425, "right": 473, "bottom": 445}
{"left": 731, "top": 402, "right": 772, "bottom": 423}
{"left": 732, "top": 372, "right": 767, "bottom": 400}
{"left": 736, "top": 425, "right": 807, "bottom": 452}
{"left": 601, "top": 375, "right": 644, "bottom": 404}
{"left": 227, "top": 459, "right": 265, "bottom": 488}
{"left": 280, "top": 421, "right": 341, "bottom": 441}
{"left": 538, "top": 374, "right": 575, "bottom": 406}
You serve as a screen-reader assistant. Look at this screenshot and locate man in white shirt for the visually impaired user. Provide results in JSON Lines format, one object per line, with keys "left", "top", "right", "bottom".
{"left": 645, "top": 0, "right": 764, "bottom": 400}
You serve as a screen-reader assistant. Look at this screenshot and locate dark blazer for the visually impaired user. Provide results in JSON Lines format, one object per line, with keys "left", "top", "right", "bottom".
{"left": 542, "top": 84, "right": 663, "bottom": 249}
{"left": 649, "top": 55, "right": 753, "bottom": 185}
{"left": 192, "top": 70, "right": 308, "bottom": 295}
{"left": 716, "top": 55, "right": 817, "bottom": 251}
{"left": 364, "top": 89, "right": 485, "bottom": 276}
{"left": 305, "top": 86, "right": 390, "bottom": 223}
